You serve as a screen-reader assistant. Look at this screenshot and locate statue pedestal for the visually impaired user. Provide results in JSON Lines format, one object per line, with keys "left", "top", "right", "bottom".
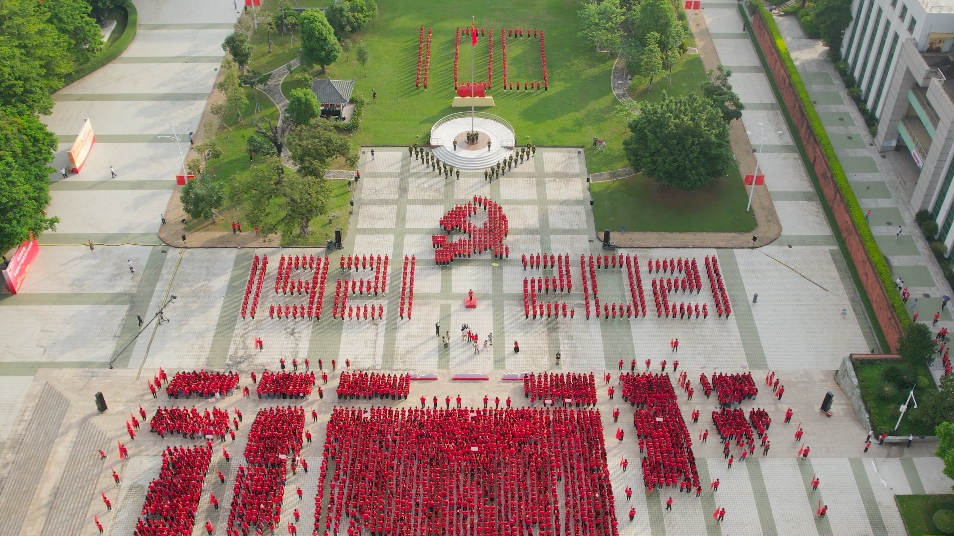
{"left": 465, "top": 296, "right": 477, "bottom": 309}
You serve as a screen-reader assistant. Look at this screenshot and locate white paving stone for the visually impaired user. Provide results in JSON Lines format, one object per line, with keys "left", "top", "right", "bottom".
{"left": 542, "top": 151, "right": 581, "bottom": 175}
{"left": 810, "top": 458, "right": 874, "bottom": 536}
{"left": 362, "top": 149, "right": 402, "bottom": 173}
{"left": 713, "top": 40, "right": 762, "bottom": 67}
{"left": 761, "top": 458, "right": 820, "bottom": 536}
{"left": 501, "top": 204, "right": 539, "bottom": 230}
{"left": 20, "top": 245, "right": 149, "bottom": 294}
{"left": 545, "top": 177, "right": 586, "bottom": 201}
{"left": 758, "top": 153, "right": 815, "bottom": 192}
{"left": 736, "top": 247, "right": 868, "bottom": 369}
{"left": 122, "top": 29, "right": 233, "bottom": 57}
{"left": 547, "top": 204, "right": 588, "bottom": 230}
{"left": 359, "top": 177, "right": 400, "bottom": 200}
{"left": 732, "top": 73, "right": 778, "bottom": 104}
{"left": 913, "top": 456, "right": 954, "bottom": 493}
{"left": 0, "top": 377, "right": 33, "bottom": 444}
{"left": 499, "top": 176, "right": 539, "bottom": 199}
{"left": 407, "top": 174, "right": 446, "bottom": 200}
{"left": 775, "top": 201, "right": 833, "bottom": 235}
{"left": 0, "top": 305, "right": 126, "bottom": 363}
{"left": 406, "top": 204, "right": 449, "bottom": 230}
{"left": 863, "top": 458, "right": 914, "bottom": 536}
{"left": 703, "top": 6, "right": 744, "bottom": 33}
{"left": 356, "top": 204, "right": 397, "bottom": 229}
{"left": 42, "top": 100, "right": 203, "bottom": 136}
{"left": 58, "top": 63, "right": 218, "bottom": 95}
{"left": 47, "top": 190, "right": 172, "bottom": 234}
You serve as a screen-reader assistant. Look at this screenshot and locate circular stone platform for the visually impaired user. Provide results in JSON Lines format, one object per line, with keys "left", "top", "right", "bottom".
{"left": 429, "top": 112, "right": 516, "bottom": 170}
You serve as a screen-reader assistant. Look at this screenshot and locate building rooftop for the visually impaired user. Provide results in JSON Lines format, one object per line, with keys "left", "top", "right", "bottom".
{"left": 311, "top": 78, "right": 354, "bottom": 105}
{"left": 919, "top": 0, "right": 954, "bottom": 13}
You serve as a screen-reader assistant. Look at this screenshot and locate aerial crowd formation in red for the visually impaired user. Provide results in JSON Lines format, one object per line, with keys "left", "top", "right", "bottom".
{"left": 523, "top": 372, "right": 598, "bottom": 406}
{"left": 433, "top": 197, "right": 510, "bottom": 265}
{"left": 134, "top": 445, "right": 211, "bottom": 536}
{"left": 332, "top": 254, "right": 389, "bottom": 321}
{"left": 316, "top": 407, "right": 618, "bottom": 536}
{"left": 415, "top": 26, "right": 433, "bottom": 89}
{"left": 336, "top": 371, "right": 411, "bottom": 399}
{"left": 454, "top": 26, "right": 493, "bottom": 89}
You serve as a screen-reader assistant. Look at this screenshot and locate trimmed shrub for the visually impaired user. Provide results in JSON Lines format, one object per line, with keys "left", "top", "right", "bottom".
{"left": 934, "top": 509, "right": 954, "bottom": 534}
{"left": 931, "top": 241, "right": 948, "bottom": 260}
{"left": 916, "top": 209, "right": 935, "bottom": 225}
{"left": 923, "top": 220, "right": 939, "bottom": 241}
{"left": 878, "top": 382, "right": 898, "bottom": 401}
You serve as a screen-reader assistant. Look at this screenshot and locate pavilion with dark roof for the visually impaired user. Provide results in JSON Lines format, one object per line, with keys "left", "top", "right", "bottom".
{"left": 311, "top": 78, "right": 355, "bottom": 119}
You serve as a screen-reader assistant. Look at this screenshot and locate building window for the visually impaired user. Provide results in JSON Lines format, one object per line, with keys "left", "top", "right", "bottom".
{"left": 857, "top": 8, "right": 884, "bottom": 88}
{"left": 909, "top": 17, "right": 917, "bottom": 34}
{"left": 848, "top": 0, "right": 876, "bottom": 70}
{"left": 863, "top": 14, "right": 889, "bottom": 97}
{"left": 890, "top": 0, "right": 897, "bottom": 8}
{"left": 899, "top": 4, "right": 907, "bottom": 20}
{"left": 872, "top": 32, "right": 899, "bottom": 117}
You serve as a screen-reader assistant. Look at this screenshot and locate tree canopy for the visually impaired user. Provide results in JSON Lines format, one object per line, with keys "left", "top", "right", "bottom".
{"left": 701, "top": 65, "right": 744, "bottom": 123}
{"left": 0, "top": 111, "right": 59, "bottom": 253}
{"left": 578, "top": 0, "right": 625, "bottom": 53}
{"left": 805, "top": 0, "right": 854, "bottom": 48}
{"left": 639, "top": 32, "right": 664, "bottom": 92}
{"left": 622, "top": 93, "right": 734, "bottom": 191}
{"left": 180, "top": 174, "right": 225, "bottom": 222}
{"left": 631, "top": 0, "right": 684, "bottom": 53}
{"left": 898, "top": 322, "right": 936, "bottom": 366}
{"left": 0, "top": 0, "right": 72, "bottom": 115}
{"left": 231, "top": 121, "right": 354, "bottom": 237}
{"left": 286, "top": 87, "right": 321, "bottom": 125}
{"left": 299, "top": 9, "right": 342, "bottom": 71}
{"left": 223, "top": 32, "right": 253, "bottom": 73}
{"left": 325, "top": 0, "right": 378, "bottom": 37}
{"left": 937, "top": 420, "right": 954, "bottom": 488}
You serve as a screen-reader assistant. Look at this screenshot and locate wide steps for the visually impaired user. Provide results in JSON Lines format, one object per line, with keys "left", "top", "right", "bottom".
{"left": 42, "top": 419, "right": 109, "bottom": 535}
{"left": 0, "top": 383, "right": 69, "bottom": 535}
{"left": 432, "top": 146, "right": 514, "bottom": 170}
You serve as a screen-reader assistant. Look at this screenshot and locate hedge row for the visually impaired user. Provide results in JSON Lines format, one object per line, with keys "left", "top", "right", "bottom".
{"left": 747, "top": 2, "right": 910, "bottom": 335}
{"left": 64, "top": 0, "right": 139, "bottom": 86}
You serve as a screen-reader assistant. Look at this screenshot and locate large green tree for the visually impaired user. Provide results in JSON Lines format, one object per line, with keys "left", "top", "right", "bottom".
{"left": 325, "top": 0, "right": 377, "bottom": 37}
{"left": 811, "top": 0, "right": 854, "bottom": 48}
{"left": 898, "top": 322, "right": 936, "bottom": 366}
{"left": 287, "top": 120, "right": 355, "bottom": 178}
{"left": 43, "top": 0, "right": 103, "bottom": 63}
{"left": 631, "top": 0, "right": 684, "bottom": 53}
{"left": 622, "top": 93, "right": 734, "bottom": 191}
{"left": 223, "top": 32, "right": 253, "bottom": 73}
{"left": 701, "top": 65, "right": 744, "bottom": 123}
{"left": 937, "top": 421, "right": 954, "bottom": 487}
{"left": 578, "top": 0, "right": 625, "bottom": 54}
{"left": 180, "top": 174, "right": 225, "bottom": 222}
{"left": 639, "top": 32, "right": 664, "bottom": 92}
{"left": 0, "top": 110, "right": 59, "bottom": 252}
{"left": 0, "top": 0, "right": 72, "bottom": 115}
{"left": 286, "top": 87, "right": 321, "bottom": 125}
{"left": 299, "top": 9, "right": 341, "bottom": 72}
{"left": 232, "top": 121, "right": 353, "bottom": 237}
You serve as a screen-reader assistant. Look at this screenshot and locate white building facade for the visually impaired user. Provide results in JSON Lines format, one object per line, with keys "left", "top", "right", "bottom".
{"left": 841, "top": 0, "right": 954, "bottom": 250}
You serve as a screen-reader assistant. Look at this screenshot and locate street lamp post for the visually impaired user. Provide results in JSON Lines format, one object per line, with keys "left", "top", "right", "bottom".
{"left": 159, "top": 125, "right": 189, "bottom": 182}
{"left": 894, "top": 387, "right": 918, "bottom": 433}
{"left": 744, "top": 123, "right": 783, "bottom": 212}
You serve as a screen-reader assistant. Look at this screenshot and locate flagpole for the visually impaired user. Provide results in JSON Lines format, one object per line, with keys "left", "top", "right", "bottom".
{"left": 471, "top": 16, "right": 475, "bottom": 135}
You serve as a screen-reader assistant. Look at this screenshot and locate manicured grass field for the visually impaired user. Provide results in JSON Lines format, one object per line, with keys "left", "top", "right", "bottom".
{"left": 898, "top": 495, "right": 954, "bottom": 536}
{"left": 281, "top": 0, "right": 630, "bottom": 172}
{"left": 853, "top": 359, "right": 936, "bottom": 436}
{"left": 630, "top": 54, "right": 708, "bottom": 104}
{"left": 590, "top": 166, "right": 757, "bottom": 233}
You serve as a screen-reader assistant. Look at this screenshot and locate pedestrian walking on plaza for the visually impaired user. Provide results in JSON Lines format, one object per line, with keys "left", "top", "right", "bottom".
{"left": 866, "top": 429, "right": 873, "bottom": 442}
{"left": 811, "top": 476, "right": 819, "bottom": 491}
{"left": 613, "top": 407, "right": 620, "bottom": 422}
{"left": 137, "top": 314, "right": 143, "bottom": 326}
{"left": 110, "top": 166, "right": 117, "bottom": 178}
{"left": 711, "top": 478, "right": 720, "bottom": 492}
{"left": 127, "top": 259, "right": 134, "bottom": 273}
{"left": 817, "top": 505, "right": 828, "bottom": 518}
{"left": 864, "top": 440, "right": 872, "bottom": 452}
{"left": 879, "top": 431, "right": 887, "bottom": 445}
{"left": 514, "top": 341, "right": 519, "bottom": 353}
{"left": 436, "top": 322, "right": 440, "bottom": 336}
{"left": 629, "top": 507, "right": 636, "bottom": 521}
{"left": 101, "top": 491, "right": 111, "bottom": 510}
{"left": 897, "top": 226, "right": 903, "bottom": 239}
{"left": 866, "top": 209, "right": 871, "bottom": 222}
{"left": 370, "top": 149, "right": 375, "bottom": 159}
{"left": 785, "top": 407, "right": 793, "bottom": 423}
{"left": 701, "top": 429, "right": 708, "bottom": 443}
{"left": 61, "top": 167, "right": 68, "bottom": 179}
{"left": 727, "top": 455, "right": 733, "bottom": 469}
{"left": 666, "top": 497, "right": 673, "bottom": 510}
{"left": 935, "top": 312, "right": 941, "bottom": 326}
{"left": 908, "top": 434, "right": 914, "bottom": 447}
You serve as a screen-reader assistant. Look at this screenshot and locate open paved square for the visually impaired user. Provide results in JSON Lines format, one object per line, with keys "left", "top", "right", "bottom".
{"left": 1, "top": 0, "right": 952, "bottom": 534}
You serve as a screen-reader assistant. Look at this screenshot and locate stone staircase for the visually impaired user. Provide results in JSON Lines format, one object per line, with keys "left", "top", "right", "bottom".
{"left": 0, "top": 383, "right": 69, "bottom": 535}
{"left": 42, "top": 418, "right": 110, "bottom": 535}
{"left": 431, "top": 146, "right": 514, "bottom": 170}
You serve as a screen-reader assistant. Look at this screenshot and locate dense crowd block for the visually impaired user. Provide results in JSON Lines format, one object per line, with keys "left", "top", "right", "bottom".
{"left": 337, "top": 372, "right": 410, "bottom": 399}
{"left": 523, "top": 372, "right": 597, "bottom": 406}
{"left": 134, "top": 446, "right": 211, "bottom": 536}
{"left": 166, "top": 371, "right": 239, "bottom": 398}
{"left": 317, "top": 407, "right": 618, "bottom": 536}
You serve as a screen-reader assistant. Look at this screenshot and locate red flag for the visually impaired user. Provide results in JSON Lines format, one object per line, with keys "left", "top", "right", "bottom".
{"left": 472, "top": 20, "right": 478, "bottom": 46}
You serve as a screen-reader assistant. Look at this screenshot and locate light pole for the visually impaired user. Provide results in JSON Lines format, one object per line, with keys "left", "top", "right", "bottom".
{"left": 744, "top": 123, "right": 783, "bottom": 212}
{"left": 158, "top": 125, "right": 188, "bottom": 182}
{"left": 893, "top": 386, "right": 918, "bottom": 433}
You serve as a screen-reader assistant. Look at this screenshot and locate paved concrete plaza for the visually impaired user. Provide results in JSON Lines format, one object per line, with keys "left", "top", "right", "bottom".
{"left": 0, "top": 0, "right": 952, "bottom": 534}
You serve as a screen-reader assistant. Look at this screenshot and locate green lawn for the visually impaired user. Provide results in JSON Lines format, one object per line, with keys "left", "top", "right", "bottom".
{"left": 193, "top": 87, "right": 352, "bottom": 245}
{"left": 630, "top": 54, "right": 708, "bottom": 103}
{"left": 898, "top": 495, "right": 954, "bottom": 536}
{"left": 278, "top": 0, "right": 630, "bottom": 172}
{"left": 853, "top": 359, "right": 937, "bottom": 436}
{"left": 590, "top": 165, "right": 757, "bottom": 232}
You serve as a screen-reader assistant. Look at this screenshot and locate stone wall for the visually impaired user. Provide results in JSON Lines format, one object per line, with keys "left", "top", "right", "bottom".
{"left": 835, "top": 355, "right": 873, "bottom": 430}
{"left": 750, "top": 10, "right": 903, "bottom": 351}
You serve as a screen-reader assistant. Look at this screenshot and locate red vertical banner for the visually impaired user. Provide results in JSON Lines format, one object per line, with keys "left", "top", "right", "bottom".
{"left": 472, "top": 20, "right": 478, "bottom": 45}
{"left": 2, "top": 238, "right": 39, "bottom": 294}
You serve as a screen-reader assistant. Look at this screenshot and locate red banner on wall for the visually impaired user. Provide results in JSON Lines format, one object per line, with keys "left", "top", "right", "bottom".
{"left": 2, "top": 238, "right": 40, "bottom": 294}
